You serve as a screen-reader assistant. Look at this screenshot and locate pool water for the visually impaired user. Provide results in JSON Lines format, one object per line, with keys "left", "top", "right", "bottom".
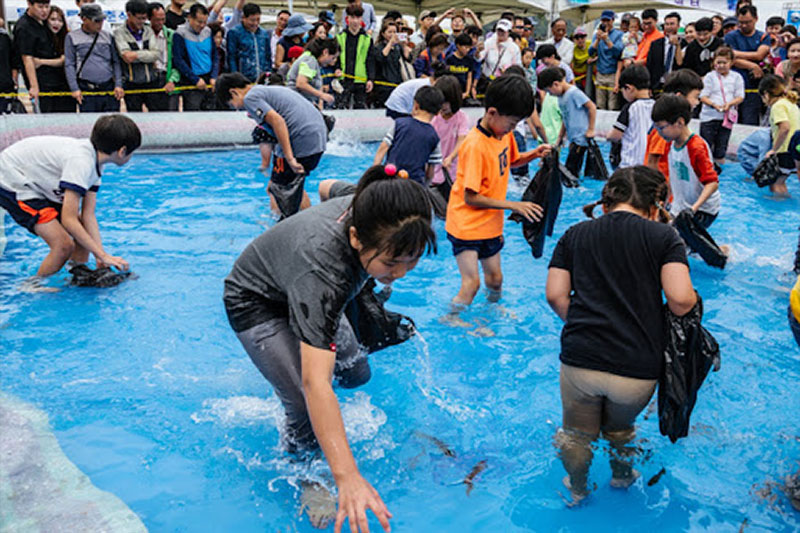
{"left": 1, "top": 141, "right": 799, "bottom": 532}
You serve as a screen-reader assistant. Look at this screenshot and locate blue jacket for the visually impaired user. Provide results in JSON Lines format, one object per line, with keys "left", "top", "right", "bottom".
{"left": 589, "top": 28, "right": 623, "bottom": 75}
{"left": 172, "top": 23, "right": 218, "bottom": 83}
{"left": 227, "top": 23, "right": 271, "bottom": 82}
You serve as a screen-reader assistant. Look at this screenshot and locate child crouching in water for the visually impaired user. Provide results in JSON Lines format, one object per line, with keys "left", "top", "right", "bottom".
{"left": 445, "top": 74, "right": 551, "bottom": 313}
{"left": 538, "top": 66, "right": 596, "bottom": 178}
{"left": 759, "top": 74, "right": 800, "bottom": 197}
{"left": 224, "top": 165, "right": 436, "bottom": 531}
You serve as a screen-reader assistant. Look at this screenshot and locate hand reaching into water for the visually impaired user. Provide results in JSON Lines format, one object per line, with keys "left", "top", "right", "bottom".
{"left": 334, "top": 473, "right": 392, "bottom": 533}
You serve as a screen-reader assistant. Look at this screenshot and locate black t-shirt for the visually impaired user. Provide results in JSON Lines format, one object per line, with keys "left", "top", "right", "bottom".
{"left": 0, "top": 32, "right": 20, "bottom": 93}
{"left": 165, "top": 10, "right": 187, "bottom": 30}
{"left": 13, "top": 13, "right": 67, "bottom": 90}
{"left": 223, "top": 196, "right": 370, "bottom": 349}
{"left": 682, "top": 37, "right": 721, "bottom": 78}
{"left": 445, "top": 52, "right": 474, "bottom": 90}
{"left": 548, "top": 211, "right": 689, "bottom": 379}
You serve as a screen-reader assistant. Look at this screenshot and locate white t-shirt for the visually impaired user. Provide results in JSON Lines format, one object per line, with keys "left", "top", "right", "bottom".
{"left": 385, "top": 78, "right": 431, "bottom": 114}
{"left": 699, "top": 70, "right": 745, "bottom": 122}
{"left": 546, "top": 36, "right": 575, "bottom": 65}
{"left": 613, "top": 98, "right": 655, "bottom": 169}
{"left": 0, "top": 137, "right": 101, "bottom": 203}
{"left": 668, "top": 134, "right": 721, "bottom": 216}
{"left": 479, "top": 37, "right": 521, "bottom": 78}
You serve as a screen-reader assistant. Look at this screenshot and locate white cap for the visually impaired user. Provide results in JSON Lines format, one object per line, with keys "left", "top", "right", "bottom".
{"left": 496, "top": 19, "right": 512, "bottom": 32}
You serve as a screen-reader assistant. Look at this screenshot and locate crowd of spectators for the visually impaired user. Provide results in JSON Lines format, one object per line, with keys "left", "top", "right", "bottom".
{"left": 0, "top": 0, "right": 793, "bottom": 122}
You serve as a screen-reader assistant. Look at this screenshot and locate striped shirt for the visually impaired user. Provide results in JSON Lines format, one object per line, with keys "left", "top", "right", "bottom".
{"left": 614, "top": 98, "right": 655, "bottom": 169}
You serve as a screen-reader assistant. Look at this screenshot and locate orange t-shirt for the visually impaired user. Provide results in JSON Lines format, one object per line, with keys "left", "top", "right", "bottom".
{"left": 645, "top": 128, "right": 671, "bottom": 180}
{"left": 445, "top": 124, "right": 519, "bottom": 241}
{"left": 635, "top": 30, "right": 664, "bottom": 63}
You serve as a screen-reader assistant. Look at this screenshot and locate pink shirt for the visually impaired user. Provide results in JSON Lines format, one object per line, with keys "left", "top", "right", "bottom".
{"left": 431, "top": 110, "right": 471, "bottom": 185}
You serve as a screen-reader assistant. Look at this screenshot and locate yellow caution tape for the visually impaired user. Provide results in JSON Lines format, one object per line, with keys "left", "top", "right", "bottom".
{"left": 0, "top": 84, "right": 210, "bottom": 98}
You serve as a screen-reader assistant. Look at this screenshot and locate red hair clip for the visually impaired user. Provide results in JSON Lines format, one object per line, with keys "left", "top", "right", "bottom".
{"left": 384, "top": 164, "right": 397, "bottom": 176}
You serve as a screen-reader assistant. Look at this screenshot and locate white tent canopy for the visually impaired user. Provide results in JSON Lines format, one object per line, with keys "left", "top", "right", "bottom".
{"left": 556, "top": 0, "right": 710, "bottom": 24}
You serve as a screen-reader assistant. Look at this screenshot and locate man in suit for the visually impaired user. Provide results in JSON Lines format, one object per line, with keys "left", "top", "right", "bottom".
{"left": 645, "top": 12, "right": 684, "bottom": 92}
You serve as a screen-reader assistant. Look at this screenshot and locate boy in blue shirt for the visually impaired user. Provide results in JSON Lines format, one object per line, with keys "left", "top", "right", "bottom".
{"left": 373, "top": 86, "right": 444, "bottom": 184}
{"left": 538, "top": 66, "right": 597, "bottom": 177}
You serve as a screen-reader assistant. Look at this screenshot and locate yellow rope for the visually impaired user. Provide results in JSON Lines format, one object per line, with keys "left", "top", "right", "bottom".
{"left": 0, "top": 84, "right": 209, "bottom": 98}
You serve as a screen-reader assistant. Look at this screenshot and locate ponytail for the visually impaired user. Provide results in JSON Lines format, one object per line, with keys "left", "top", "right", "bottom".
{"left": 350, "top": 165, "right": 437, "bottom": 259}
{"left": 583, "top": 166, "right": 668, "bottom": 219}
{"left": 759, "top": 74, "right": 798, "bottom": 103}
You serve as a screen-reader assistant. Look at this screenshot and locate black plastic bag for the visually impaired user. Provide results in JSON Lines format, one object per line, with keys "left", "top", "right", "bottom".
{"left": 69, "top": 264, "right": 133, "bottom": 288}
{"left": 344, "top": 279, "right": 416, "bottom": 354}
{"left": 673, "top": 209, "right": 727, "bottom": 269}
{"left": 584, "top": 138, "right": 609, "bottom": 181}
{"left": 658, "top": 295, "right": 721, "bottom": 443}
{"left": 753, "top": 153, "right": 781, "bottom": 188}
{"left": 509, "top": 150, "right": 563, "bottom": 258}
{"left": 558, "top": 159, "right": 580, "bottom": 188}
{"left": 609, "top": 140, "right": 622, "bottom": 170}
{"left": 427, "top": 168, "right": 454, "bottom": 220}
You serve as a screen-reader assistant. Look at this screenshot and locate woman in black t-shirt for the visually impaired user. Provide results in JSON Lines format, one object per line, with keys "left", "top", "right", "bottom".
{"left": 546, "top": 166, "right": 697, "bottom": 504}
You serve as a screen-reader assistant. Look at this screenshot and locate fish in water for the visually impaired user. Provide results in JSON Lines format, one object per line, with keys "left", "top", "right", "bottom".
{"left": 647, "top": 467, "right": 666, "bottom": 486}
{"left": 413, "top": 431, "right": 456, "bottom": 458}
{"left": 463, "top": 460, "right": 487, "bottom": 496}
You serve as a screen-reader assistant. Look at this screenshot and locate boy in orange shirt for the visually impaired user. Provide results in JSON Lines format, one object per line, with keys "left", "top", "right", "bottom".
{"left": 645, "top": 69, "right": 704, "bottom": 179}
{"left": 446, "top": 74, "right": 551, "bottom": 309}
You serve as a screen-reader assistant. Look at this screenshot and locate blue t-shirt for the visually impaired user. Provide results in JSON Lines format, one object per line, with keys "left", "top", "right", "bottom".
{"left": 725, "top": 29, "right": 768, "bottom": 88}
{"left": 558, "top": 86, "right": 590, "bottom": 146}
{"left": 383, "top": 117, "right": 443, "bottom": 184}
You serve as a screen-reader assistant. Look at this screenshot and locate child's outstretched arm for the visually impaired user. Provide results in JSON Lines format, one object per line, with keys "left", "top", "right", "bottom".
{"left": 512, "top": 144, "right": 552, "bottom": 167}
{"left": 464, "top": 189, "right": 543, "bottom": 222}
{"left": 61, "top": 190, "right": 128, "bottom": 270}
{"left": 301, "top": 342, "right": 393, "bottom": 533}
{"left": 373, "top": 141, "right": 389, "bottom": 166}
{"left": 584, "top": 99, "right": 597, "bottom": 138}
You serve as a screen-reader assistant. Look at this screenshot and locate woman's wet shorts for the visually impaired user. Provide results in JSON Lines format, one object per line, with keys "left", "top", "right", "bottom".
{"left": 0, "top": 191, "right": 62, "bottom": 235}
{"left": 447, "top": 233, "right": 504, "bottom": 259}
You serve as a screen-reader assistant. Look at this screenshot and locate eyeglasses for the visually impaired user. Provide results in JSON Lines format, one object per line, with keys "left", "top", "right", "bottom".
{"left": 514, "top": 25, "right": 524, "bottom": 30}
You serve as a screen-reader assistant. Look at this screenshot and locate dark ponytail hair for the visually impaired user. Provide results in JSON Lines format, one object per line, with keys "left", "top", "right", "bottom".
{"left": 350, "top": 166, "right": 437, "bottom": 259}
{"left": 306, "top": 37, "right": 340, "bottom": 58}
{"left": 583, "top": 166, "right": 669, "bottom": 221}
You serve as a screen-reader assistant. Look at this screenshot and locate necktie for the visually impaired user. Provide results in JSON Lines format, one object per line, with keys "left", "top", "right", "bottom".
{"left": 665, "top": 42, "right": 674, "bottom": 72}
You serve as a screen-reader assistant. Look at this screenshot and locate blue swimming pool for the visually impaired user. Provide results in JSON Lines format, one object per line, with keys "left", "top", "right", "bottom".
{"left": 1, "top": 141, "right": 799, "bottom": 532}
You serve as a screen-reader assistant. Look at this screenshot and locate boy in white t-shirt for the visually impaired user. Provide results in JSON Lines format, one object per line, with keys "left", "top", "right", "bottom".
{"left": 652, "top": 94, "right": 721, "bottom": 229}
{"left": 605, "top": 65, "right": 654, "bottom": 169}
{"left": 0, "top": 115, "right": 140, "bottom": 282}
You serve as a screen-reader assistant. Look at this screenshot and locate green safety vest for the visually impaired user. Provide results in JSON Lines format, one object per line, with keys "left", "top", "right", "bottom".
{"left": 337, "top": 30, "right": 370, "bottom": 83}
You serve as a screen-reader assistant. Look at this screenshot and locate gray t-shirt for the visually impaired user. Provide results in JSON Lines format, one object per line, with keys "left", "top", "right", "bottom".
{"left": 243, "top": 85, "right": 327, "bottom": 158}
{"left": 223, "top": 196, "right": 369, "bottom": 349}
{"left": 286, "top": 51, "right": 322, "bottom": 105}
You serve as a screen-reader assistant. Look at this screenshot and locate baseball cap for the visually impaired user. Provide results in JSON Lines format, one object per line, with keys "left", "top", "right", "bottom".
{"left": 723, "top": 16, "right": 738, "bottom": 27}
{"left": 80, "top": 3, "right": 106, "bottom": 20}
{"left": 318, "top": 10, "right": 334, "bottom": 24}
{"left": 496, "top": 19, "right": 512, "bottom": 32}
{"left": 600, "top": 9, "right": 615, "bottom": 20}
{"left": 574, "top": 27, "right": 587, "bottom": 36}
{"left": 287, "top": 45, "right": 304, "bottom": 60}
{"left": 419, "top": 9, "right": 436, "bottom": 20}
{"left": 621, "top": 13, "right": 632, "bottom": 22}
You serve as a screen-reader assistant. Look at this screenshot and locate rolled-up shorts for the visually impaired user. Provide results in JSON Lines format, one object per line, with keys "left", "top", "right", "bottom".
{"left": 0, "top": 190, "right": 62, "bottom": 235}
{"left": 234, "top": 315, "right": 369, "bottom": 452}
{"left": 447, "top": 233, "right": 504, "bottom": 260}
